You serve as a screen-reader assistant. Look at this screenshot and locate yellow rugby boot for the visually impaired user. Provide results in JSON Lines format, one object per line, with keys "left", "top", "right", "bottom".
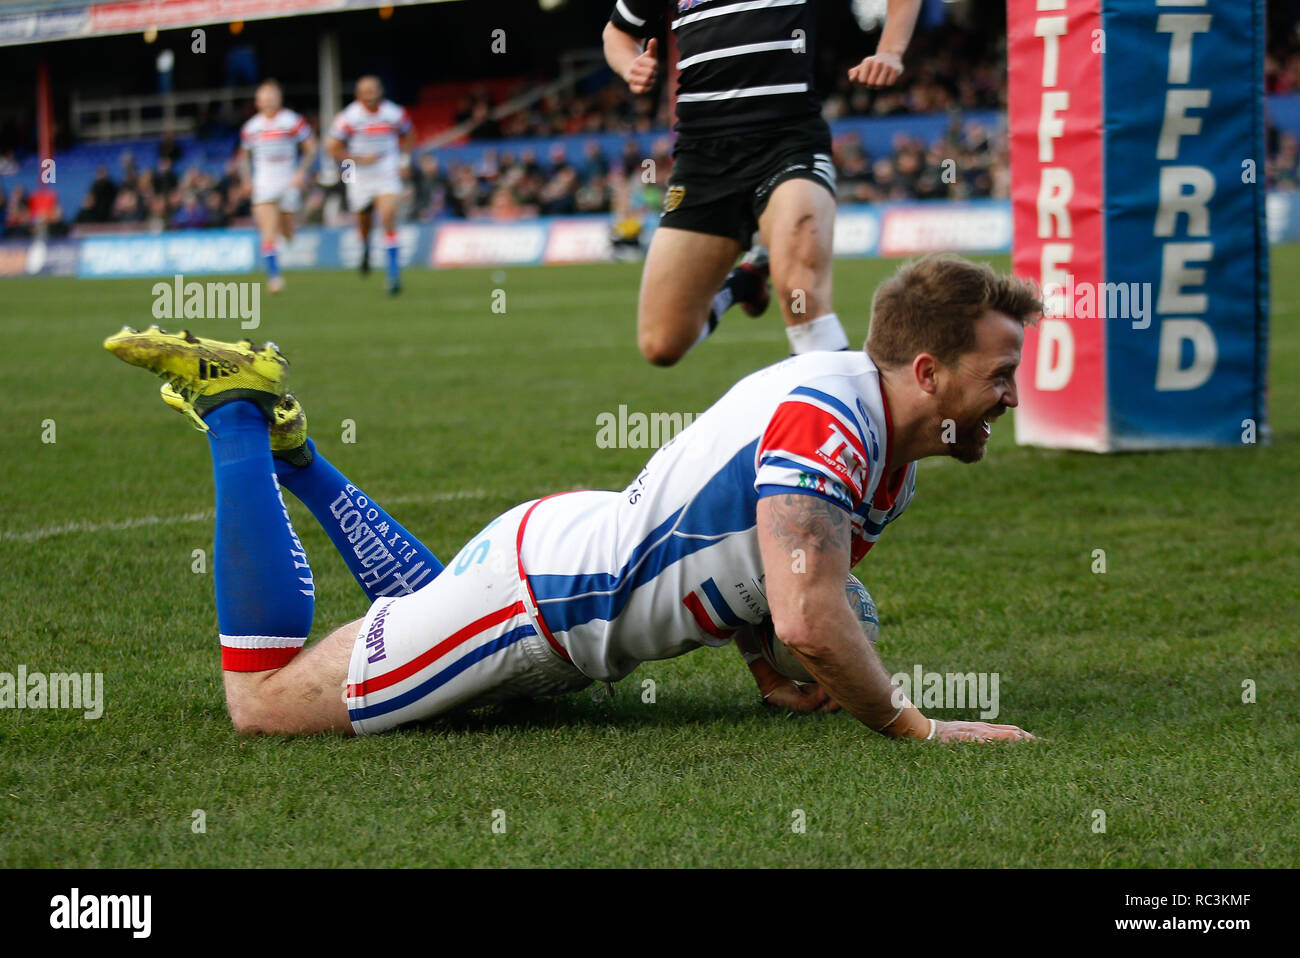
{"left": 104, "top": 325, "right": 288, "bottom": 432}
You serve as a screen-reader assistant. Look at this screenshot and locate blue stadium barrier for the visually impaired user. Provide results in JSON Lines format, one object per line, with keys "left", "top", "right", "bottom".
{"left": 4, "top": 195, "right": 1300, "bottom": 279}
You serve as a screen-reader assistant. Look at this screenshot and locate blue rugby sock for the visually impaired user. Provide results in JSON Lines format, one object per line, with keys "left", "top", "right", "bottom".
{"left": 263, "top": 243, "right": 280, "bottom": 280}
{"left": 384, "top": 232, "right": 400, "bottom": 285}
{"left": 205, "top": 402, "right": 314, "bottom": 671}
{"left": 274, "top": 439, "right": 442, "bottom": 602}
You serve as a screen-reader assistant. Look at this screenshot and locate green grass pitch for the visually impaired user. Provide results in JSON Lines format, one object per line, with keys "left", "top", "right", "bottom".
{"left": 1, "top": 251, "right": 1296, "bottom": 868}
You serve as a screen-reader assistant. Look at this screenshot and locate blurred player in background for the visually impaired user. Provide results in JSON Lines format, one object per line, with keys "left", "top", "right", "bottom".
{"left": 238, "top": 80, "right": 317, "bottom": 294}
{"left": 327, "top": 76, "right": 414, "bottom": 295}
{"left": 604, "top": 0, "right": 922, "bottom": 365}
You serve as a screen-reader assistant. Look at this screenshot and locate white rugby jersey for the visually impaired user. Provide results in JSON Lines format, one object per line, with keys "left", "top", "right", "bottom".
{"left": 328, "top": 100, "right": 411, "bottom": 179}
{"left": 240, "top": 109, "right": 311, "bottom": 170}
{"left": 518, "top": 351, "right": 918, "bottom": 682}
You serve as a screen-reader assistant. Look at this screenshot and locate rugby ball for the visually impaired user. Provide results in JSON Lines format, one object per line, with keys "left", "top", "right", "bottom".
{"left": 753, "top": 573, "right": 880, "bottom": 683}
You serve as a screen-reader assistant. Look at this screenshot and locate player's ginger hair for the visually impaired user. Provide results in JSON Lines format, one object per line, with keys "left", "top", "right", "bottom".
{"left": 866, "top": 254, "right": 1043, "bottom": 369}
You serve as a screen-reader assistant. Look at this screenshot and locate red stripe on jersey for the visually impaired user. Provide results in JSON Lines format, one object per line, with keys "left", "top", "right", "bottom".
{"left": 683, "top": 592, "right": 737, "bottom": 640}
{"left": 516, "top": 494, "right": 576, "bottom": 664}
{"left": 872, "top": 388, "right": 906, "bottom": 513}
{"left": 759, "top": 400, "right": 869, "bottom": 500}
{"left": 347, "top": 601, "right": 527, "bottom": 698}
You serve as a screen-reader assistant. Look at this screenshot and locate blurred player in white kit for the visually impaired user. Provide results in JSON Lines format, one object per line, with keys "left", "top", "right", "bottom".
{"left": 238, "top": 80, "right": 317, "bottom": 294}
{"left": 327, "top": 76, "right": 415, "bottom": 295}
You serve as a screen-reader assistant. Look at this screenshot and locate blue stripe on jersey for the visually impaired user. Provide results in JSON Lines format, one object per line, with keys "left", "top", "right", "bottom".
{"left": 758, "top": 453, "right": 821, "bottom": 474}
{"left": 701, "top": 577, "right": 745, "bottom": 628}
{"left": 348, "top": 623, "right": 535, "bottom": 722}
{"left": 756, "top": 483, "right": 852, "bottom": 512}
{"left": 788, "top": 386, "right": 868, "bottom": 446}
{"left": 530, "top": 438, "right": 761, "bottom": 634}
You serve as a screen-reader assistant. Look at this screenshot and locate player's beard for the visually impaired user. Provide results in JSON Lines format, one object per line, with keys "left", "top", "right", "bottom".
{"left": 948, "top": 406, "right": 1002, "bottom": 464}
{"left": 950, "top": 417, "right": 988, "bottom": 463}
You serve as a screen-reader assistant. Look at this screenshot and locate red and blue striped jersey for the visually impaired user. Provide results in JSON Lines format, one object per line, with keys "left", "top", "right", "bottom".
{"left": 518, "top": 350, "right": 917, "bottom": 682}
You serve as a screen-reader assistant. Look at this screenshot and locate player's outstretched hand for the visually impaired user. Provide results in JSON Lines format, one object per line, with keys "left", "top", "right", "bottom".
{"left": 848, "top": 52, "right": 904, "bottom": 87}
{"left": 762, "top": 679, "right": 841, "bottom": 714}
{"left": 931, "top": 719, "right": 1035, "bottom": 743}
{"left": 626, "top": 38, "right": 659, "bottom": 94}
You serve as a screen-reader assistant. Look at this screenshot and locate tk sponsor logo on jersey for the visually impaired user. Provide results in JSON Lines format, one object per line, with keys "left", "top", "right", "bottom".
{"left": 815, "top": 421, "right": 868, "bottom": 493}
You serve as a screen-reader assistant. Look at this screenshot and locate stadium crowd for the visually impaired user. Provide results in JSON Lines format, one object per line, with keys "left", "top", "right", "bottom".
{"left": 5, "top": 24, "right": 1300, "bottom": 238}
{"left": 1, "top": 108, "right": 1013, "bottom": 238}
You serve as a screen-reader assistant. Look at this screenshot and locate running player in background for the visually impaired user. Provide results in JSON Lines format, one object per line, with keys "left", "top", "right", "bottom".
{"left": 327, "top": 76, "right": 414, "bottom": 295}
{"left": 238, "top": 80, "right": 317, "bottom": 294}
{"left": 102, "top": 255, "right": 1040, "bottom": 745}
{"left": 604, "top": 0, "right": 922, "bottom": 365}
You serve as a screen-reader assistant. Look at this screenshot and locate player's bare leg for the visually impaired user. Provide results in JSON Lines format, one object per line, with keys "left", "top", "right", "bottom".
{"left": 279, "top": 209, "right": 296, "bottom": 243}
{"left": 636, "top": 226, "right": 741, "bottom": 366}
{"left": 224, "top": 617, "right": 359, "bottom": 736}
{"left": 356, "top": 204, "right": 373, "bottom": 276}
{"left": 758, "top": 178, "right": 848, "bottom": 353}
{"left": 253, "top": 202, "right": 286, "bottom": 293}
{"left": 373, "top": 193, "right": 402, "bottom": 295}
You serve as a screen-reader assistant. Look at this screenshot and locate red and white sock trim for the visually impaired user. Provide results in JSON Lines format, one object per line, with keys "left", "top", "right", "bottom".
{"left": 220, "top": 634, "right": 307, "bottom": 672}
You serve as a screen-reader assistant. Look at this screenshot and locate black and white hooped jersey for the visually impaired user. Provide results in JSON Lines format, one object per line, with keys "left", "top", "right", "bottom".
{"left": 609, "top": 0, "right": 822, "bottom": 138}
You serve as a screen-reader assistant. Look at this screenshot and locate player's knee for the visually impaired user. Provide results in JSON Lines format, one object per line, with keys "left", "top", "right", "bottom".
{"left": 227, "top": 699, "right": 267, "bottom": 737}
{"left": 225, "top": 686, "right": 281, "bottom": 737}
{"left": 637, "top": 328, "right": 686, "bottom": 367}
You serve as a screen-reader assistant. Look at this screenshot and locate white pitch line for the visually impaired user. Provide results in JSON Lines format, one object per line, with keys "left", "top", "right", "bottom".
{"left": 2, "top": 489, "right": 489, "bottom": 544}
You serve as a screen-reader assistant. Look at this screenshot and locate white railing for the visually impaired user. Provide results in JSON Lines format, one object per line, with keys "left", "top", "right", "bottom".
{"left": 70, "top": 84, "right": 316, "bottom": 141}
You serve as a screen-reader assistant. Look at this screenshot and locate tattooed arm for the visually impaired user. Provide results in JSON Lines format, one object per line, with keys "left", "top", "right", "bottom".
{"left": 756, "top": 492, "right": 930, "bottom": 738}
{"left": 757, "top": 492, "right": 1036, "bottom": 743}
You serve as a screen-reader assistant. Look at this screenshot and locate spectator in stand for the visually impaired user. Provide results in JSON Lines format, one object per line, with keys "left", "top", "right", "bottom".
{"left": 412, "top": 153, "right": 451, "bottom": 220}
{"left": 580, "top": 140, "right": 608, "bottom": 180}
{"left": 203, "top": 189, "right": 229, "bottom": 228}
{"left": 574, "top": 172, "right": 610, "bottom": 214}
{"left": 158, "top": 131, "right": 183, "bottom": 166}
{"left": 110, "top": 181, "right": 145, "bottom": 222}
{"left": 154, "top": 156, "right": 179, "bottom": 197}
{"left": 75, "top": 165, "right": 119, "bottom": 223}
{"left": 538, "top": 164, "right": 578, "bottom": 216}
{"left": 146, "top": 194, "right": 169, "bottom": 233}
{"left": 171, "top": 192, "right": 209, "bottom": 230}
{"left": 1269, "top": 132, "right": 1300, "bottom": 191}
{"left": 4, "top": 185, "right": 31, "bottom": 237}
{"left": 28, "top": 185, "right": 64, "bottom": 235}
